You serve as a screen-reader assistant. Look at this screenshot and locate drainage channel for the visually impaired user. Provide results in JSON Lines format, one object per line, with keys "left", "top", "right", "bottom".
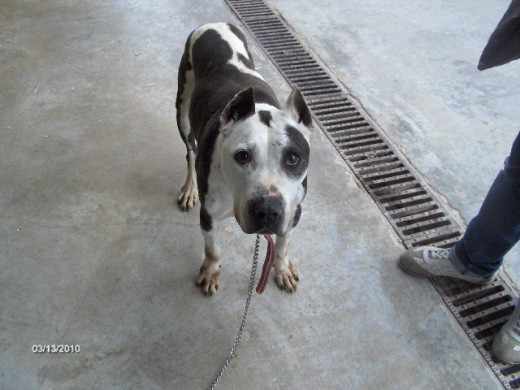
{"left": 224, "top": 0, "right": 520, "bottom": 388}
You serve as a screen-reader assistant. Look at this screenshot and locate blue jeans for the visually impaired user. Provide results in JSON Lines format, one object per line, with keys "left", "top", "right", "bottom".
{"left": 451, "top": 131, "right": 520, "bottom": 278}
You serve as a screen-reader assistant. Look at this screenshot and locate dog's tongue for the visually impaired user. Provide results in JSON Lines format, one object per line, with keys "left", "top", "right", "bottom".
{"left": 256, "top": 234, "right": 275, "bottom": 294}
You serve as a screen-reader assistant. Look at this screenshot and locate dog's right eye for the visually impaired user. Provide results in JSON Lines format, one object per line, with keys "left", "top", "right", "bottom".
{"left": 234, "top": 151, "right": 251, "bottom": 165}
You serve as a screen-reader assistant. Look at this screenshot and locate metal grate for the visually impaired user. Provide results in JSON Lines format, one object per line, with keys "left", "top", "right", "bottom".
{"left": 225, "top": 0, "right": 520, "bottom": 388}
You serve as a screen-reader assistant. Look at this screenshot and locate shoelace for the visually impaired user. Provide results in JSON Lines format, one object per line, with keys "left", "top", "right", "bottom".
{"left": 428, "top": 249, "right": 449, "bottom": 261}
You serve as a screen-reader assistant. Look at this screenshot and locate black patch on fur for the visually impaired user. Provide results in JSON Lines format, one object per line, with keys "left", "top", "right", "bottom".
{"left": 188, "top": 28, "right": 280, "bottom": 140}
{"left": 238, "top": 54, "right": 255, "bottom": 69}
{"left": 195, "top": 119, "right": 219, "bottom": 203}
{"left": 282, "top": 125, "right": 310, "bottom": 178}
{"left": 258, "top": 110, "right": 273, "bottom": 127}
{"left": 228, "top": 24, "right": 255, "bottom": 66}
{"left": 285, "top": 126, "right": 310, "bottom": 158}
{"left": 175, "top": 32, "right": 193, "bottom": 146}
{"left": 200, "top": 206, "right": 212, "bottom": 231}
{"left": 292, "top": 204, "right": 302, "bottom": 227}
{"left": 187, "top": 131, "right": 197, "bottom": 154}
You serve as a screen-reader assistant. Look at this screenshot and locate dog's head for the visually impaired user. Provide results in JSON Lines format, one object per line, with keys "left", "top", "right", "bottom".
{"left": 218, "top": 87, "right": 313, "bottom": 235}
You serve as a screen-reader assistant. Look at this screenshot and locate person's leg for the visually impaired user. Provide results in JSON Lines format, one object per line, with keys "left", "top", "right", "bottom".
{"left": 400, "top": 133, "right": 520, "bottom": 363}
{"left": 453, "top": 131, "right": 520, "bottom": 277}
{"left": 400, "top": 131, "right": 520, "bottom": 283}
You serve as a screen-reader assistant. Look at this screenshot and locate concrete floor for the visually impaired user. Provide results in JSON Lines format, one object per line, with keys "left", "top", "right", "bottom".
{"left": 0, "top": 0, "right": 514, "bottom": 389}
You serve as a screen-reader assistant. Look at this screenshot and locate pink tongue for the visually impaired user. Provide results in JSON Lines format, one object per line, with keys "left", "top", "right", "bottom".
{"left": 256, "top": 234, "right": 275, "bottom": 294}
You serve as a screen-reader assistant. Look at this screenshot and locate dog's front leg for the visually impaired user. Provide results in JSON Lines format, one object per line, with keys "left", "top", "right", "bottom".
{"left": 195, "top": 213, "right": 222, "bottom": 296}
{"left": 274, "top": 231, "right": 299, "bottom": 292}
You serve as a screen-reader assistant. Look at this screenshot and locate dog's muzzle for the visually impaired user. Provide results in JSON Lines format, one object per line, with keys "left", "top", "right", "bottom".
{"left": 246, "top": 195, "right": 284, "bottom": 234}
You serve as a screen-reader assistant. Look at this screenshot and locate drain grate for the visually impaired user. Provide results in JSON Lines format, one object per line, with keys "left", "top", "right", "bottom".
{"left": 225, "top": 0, "right": 519, "bottom": 388}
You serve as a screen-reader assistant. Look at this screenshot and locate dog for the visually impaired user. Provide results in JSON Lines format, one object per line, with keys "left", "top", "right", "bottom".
{"left": 175, "top": 23, "right": 313, "bottom": 296}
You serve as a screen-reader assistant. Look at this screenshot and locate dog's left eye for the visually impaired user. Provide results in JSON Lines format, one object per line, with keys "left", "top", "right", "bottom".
{"left": 234, "top": 150, "right": 251, "bottom": 164}
{"left": 285, "top": 152, "right": 299, "bottom": 166}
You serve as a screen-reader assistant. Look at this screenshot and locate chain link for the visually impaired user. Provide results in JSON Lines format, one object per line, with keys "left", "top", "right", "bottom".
{"left": 208, "top": 234, "right": 261, "bottom": 390}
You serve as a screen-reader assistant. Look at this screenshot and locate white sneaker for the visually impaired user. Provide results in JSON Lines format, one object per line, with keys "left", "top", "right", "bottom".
{"left": 492, "top": 302, "right": 520, "bottom": 364}
{"left": 399, "top": 246, "right": 492, "bottom": 285}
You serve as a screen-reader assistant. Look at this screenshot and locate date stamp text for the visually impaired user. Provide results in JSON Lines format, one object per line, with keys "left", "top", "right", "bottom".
{"left": 32, "top": 345, "right": 81, "bottom": 354}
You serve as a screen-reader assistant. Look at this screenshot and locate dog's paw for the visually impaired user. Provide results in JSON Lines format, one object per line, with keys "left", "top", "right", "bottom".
{"left": 274, "top": 260, "right": 299, "bottom": 293}
{"left": 178, "top": 185, "right": 198, "bottom": 211}
{"left": 195, "top": 264, "right": 221, "bottom": 296}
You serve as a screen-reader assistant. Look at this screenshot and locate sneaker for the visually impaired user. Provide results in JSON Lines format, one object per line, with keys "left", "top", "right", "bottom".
{"left": 399, "top": 246, "right": 492, "bottom": 285}
{"left": 492, "top": 302, "right": 520, "bottom": 364}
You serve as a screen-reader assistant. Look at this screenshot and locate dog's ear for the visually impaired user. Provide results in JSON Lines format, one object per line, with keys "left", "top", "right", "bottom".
{"left": 286, "top": 88, "right": 312, "bottom": 129}
{"left": 220, "top": 87, "right": 255, "bottom": 130}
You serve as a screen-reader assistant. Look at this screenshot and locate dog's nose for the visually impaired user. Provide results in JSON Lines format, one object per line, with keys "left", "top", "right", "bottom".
{"left": 248, "top": 196, "right": 284, "bottom": 231}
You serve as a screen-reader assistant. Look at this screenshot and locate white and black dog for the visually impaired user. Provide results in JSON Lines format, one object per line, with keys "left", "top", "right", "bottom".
{"left": 175, "top": 23, "right": 312, "bottom": 295}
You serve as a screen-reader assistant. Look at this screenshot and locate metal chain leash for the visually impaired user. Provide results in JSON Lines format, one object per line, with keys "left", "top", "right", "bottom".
{"left": 208, "top": 234, "right": 261, "bottom": 390}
